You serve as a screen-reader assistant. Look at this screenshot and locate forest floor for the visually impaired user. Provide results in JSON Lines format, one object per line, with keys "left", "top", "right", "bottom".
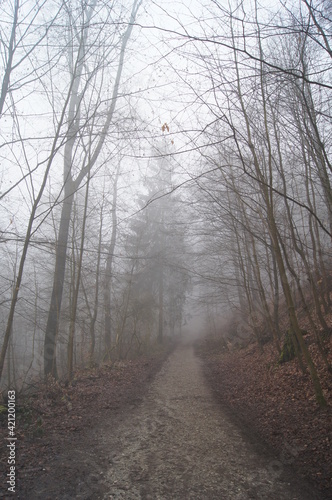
{"left": 0, "top": 344, "right": 173, "bottom": 499}
{"left": 1, "top": 337, "right": 330, "bottom": 499}
{"left": 195, "top": 334, "right": 332, "bottom": 499}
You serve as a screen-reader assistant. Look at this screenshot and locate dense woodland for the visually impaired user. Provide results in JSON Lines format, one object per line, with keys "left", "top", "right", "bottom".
{"left": 0, "top": 0, "right": 331, "bottom": 407}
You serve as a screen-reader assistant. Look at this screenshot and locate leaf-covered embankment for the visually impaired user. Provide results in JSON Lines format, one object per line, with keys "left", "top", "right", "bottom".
{"left": 196, "top": 336, "right": 332, "bottom": 498}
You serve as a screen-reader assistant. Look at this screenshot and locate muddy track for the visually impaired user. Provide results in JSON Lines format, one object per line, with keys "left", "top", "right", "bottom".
{"left": 98, "top": 342, "right": 322, "bottom": 499}
{"left": 24, "top": 341, "right": 324, "bottom": 499}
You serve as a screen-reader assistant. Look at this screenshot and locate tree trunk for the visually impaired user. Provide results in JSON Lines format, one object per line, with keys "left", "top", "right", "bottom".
{"left": 158, "top": 259, "right": 164, "bottom": 344}
{"left": 44, "top": 185, "right": 75, "bottom": 378}
{"left": 104, "top": 166, "right": 120, "bottom": 359}
{"left": 89, "top": 207, "right": 103, "bottom": 366}
{"left": 68, "top": 174, "right": 90, "bottom": 381}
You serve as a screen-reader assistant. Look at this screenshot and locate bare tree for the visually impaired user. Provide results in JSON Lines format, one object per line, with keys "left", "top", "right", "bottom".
{"left": 171, "top": 0, "right": 330, "bottom": 404}
{"left": 0, "top": 0, "right": 79, "bottom": 382}
{"left": 44, "top": 0, "right": 142, "bottom": 378}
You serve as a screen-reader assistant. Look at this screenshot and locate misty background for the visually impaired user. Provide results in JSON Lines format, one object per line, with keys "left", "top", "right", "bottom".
{"left": 0, "top": 0, "right": 331, "bottom": 392}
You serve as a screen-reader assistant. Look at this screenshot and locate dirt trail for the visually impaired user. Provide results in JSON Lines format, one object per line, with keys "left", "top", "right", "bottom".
{"left": 98, "top": 342, "right": 322, "bottom": 500}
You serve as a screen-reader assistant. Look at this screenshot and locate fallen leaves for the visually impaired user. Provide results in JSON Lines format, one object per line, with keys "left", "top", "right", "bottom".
{"left": 0, "top": 348, "right": 171, "bottom": 498}
{"left": 196, "top": 335, "right": 332, "bottom": 497}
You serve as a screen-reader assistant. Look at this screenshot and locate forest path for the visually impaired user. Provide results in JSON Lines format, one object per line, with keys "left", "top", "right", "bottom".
{"left": 100, "top": 341, "right": 321, "bottom": 500}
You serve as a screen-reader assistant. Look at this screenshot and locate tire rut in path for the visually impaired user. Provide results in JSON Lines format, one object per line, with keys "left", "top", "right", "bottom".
{"left": 101, "top": 342, "right": 322, "bottom": 500}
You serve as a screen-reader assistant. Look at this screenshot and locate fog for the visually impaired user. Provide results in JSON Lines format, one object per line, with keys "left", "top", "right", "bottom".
{"left": 0, "top": 0, "right": 331, "bottom": 388}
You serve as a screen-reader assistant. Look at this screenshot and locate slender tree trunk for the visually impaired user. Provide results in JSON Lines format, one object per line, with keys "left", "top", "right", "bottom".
{"left": 158, "top": 259, "right": 164, "bottom": 344}
{"left": 67, "top": 175, "right": 90, "bottom": 381}
{"left": 89, "top": 206, "right": 103, "bottom": 366}
{"left": 104, "top": 165, "right": 120, "bottom": 358}
{"left": 0, "top": 0, "right": 19, "bottom": 116}
{"left": 44, "top": 185, "right": 75, "bottom": 378}
{"left": 158, "top": 208, "right": 165, "bottom": 344}
{"left": 271, "top": 247, "right": 281, "bottom": 350}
